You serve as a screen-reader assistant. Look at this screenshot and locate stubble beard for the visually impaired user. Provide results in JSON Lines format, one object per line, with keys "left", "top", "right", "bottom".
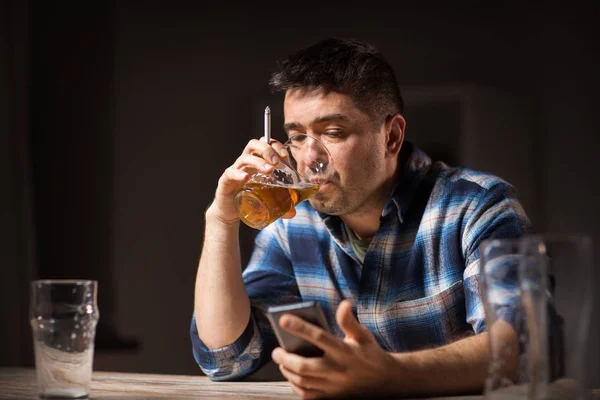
{"left": 309, "top": 194, "right": 346, "bottom": 216}
{"left": 308, "top": 183, "right": 367, "bottom": 217}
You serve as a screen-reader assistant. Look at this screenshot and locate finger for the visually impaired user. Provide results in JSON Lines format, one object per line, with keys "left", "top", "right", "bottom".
{"left": 279, "top": 365, "right": 330, "bottom": 393}
{"left": 282, "top": 207, "right": 296, "bottom": 219}
{"left": 271, "top": 347, "right": 330, "bottom": 377}
{"left": 336, "top": 300, "right": 372, "bottom": 343}
{"left": 289, "top": 382, "right": 324, "bottom": 400}
{"left": 216, "top": 168, "right": 249, "bottom": 196}
{"left": 279, "top": 315, "right": 348, "bottom": 356}
{"left": 244, "top": 139, "right": 282, "bottom": 166}
{"left": 269, "top": 140, "right": 289, "bottom": 160}
{"left": 233, "top": 154, "right": 276, "bottom": 174}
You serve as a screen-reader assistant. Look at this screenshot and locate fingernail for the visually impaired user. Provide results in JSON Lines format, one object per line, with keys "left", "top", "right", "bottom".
{"left": 264, "top": 163, "right": 273, "bottom": 170}
{"left": 271, "top": 155, "right": 280, "bottom": 164}
{"left": 280, "top": 316, "right": 291, "bottom": 329}
{"left": 272, "top": 348, "right": 281, "bottom": 361}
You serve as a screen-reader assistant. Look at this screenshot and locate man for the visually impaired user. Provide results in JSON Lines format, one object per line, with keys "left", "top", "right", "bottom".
{"left": 191, "top": 38, "right": 529, "bottom": 398}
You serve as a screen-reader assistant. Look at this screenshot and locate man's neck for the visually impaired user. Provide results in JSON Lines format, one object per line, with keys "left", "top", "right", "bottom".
{"left": 341, "top": 211, "right": 381, "bottom": 240}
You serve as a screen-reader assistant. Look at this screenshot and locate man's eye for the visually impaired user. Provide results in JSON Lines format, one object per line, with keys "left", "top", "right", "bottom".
{"left": 288, "top": 134, "right": 307, "bottom": 144}
{"left": 325, "top": 131, "right": 342, "bottom": 137}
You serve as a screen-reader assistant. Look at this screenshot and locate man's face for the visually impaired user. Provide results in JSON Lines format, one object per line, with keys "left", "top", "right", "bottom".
{"left": 283, "top": 88, "right": 389, "bottom": 217}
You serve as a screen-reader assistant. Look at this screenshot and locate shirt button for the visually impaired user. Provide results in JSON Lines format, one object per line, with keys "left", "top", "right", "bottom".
{"left": 361, "top": 299, "right": 369, "bottom": 308}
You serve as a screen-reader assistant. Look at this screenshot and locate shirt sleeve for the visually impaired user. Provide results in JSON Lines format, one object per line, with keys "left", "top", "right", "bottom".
{"left": 460, "top": 182, "right": 534, "bottom": 334}
{"left": 190, "top": 221, "right": 301, "bottom": 381}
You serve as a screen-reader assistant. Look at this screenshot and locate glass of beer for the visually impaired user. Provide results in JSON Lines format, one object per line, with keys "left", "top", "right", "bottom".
{"left": 234, "top": 134, "right": 334, "bottom": 229}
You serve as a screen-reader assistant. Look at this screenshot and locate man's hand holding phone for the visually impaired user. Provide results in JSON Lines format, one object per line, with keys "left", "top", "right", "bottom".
{"left": 268, "top": 300, "right": 397, "bottom": 399}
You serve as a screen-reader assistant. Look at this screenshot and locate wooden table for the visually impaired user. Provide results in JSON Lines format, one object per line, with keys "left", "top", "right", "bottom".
{"left": 1, "top": 368, "right": 597, "bottom": 399}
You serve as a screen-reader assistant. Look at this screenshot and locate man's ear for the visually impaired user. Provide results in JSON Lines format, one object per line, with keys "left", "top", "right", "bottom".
{"left": 385, "top": 114, "right": 405, "bottom": 156}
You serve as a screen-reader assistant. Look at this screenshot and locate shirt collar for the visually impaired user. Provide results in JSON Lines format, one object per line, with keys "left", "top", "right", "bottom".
{"left": 383, "top": 141, "right": 432, "bottom": 223}
{"left": 317, "top": 141, "right": 432, "bottom": 225}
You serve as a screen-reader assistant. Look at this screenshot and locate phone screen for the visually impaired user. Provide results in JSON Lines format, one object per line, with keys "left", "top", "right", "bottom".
{"left": 266, "top": 301, "right": 330, "bottom": 357}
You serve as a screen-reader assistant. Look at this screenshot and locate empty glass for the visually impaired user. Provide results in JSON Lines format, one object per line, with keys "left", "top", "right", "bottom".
{"left": 481, "top": 238, "right": 537, "bottom": 399}
{"left": 480, "top": 235, "right": 593, "bottom": 400}
{"left": 234, "top": 134, "right": 334, "bottom": 229}
{"left": 525, "top": 235, "right": 593, "bottom": 400}
{"left": 30, "top": 280, "right": 99, "bottom": 399}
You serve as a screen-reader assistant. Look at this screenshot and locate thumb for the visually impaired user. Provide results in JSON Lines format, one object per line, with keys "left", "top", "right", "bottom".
{"left": 336, "top": 300, "right": 370, "bottom": 343}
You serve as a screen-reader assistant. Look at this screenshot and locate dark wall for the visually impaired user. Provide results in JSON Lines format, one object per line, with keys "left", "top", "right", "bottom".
{"left": 1, "top": 0, "right": 35, "bottom": 368}
{"left": 28, "top": 1, "right": 126, "bottom": 352}
{"left": 2, "top": 0, "right": 598, "bottom": 385}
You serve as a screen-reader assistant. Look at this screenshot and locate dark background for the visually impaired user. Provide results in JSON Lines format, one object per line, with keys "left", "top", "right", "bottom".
{"left": 2, "top": 0, "right": 599, "bottom": 387}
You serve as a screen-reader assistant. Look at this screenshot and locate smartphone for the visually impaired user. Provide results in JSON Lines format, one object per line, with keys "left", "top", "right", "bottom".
{"left": 266, "top": 301, "right": 330, "bottom": 357}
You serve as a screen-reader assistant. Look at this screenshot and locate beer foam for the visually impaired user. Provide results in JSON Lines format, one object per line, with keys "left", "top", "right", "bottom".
{"left": 35, "top": 341, "right": 93, "bottom": 397}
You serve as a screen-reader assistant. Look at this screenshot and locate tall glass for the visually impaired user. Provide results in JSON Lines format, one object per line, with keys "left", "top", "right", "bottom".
{"left": 480, "top": 235, "right": 593, "bottom": 400}
{"left": 30, "top": 280, "right": 99, "bottom": 399}
{"left": 480, "top": 238, "right": 540, "bottom": 399}
{"left": 523, "top": 234, "right": 593, "bottom": 400}
{"left": 234, "top": 134, "right": 334, "bottom": 230}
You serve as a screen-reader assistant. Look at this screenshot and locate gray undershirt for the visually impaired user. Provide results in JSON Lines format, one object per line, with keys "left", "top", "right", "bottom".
{"left": 344, "top": 223, "right": 373, "bottom": 264}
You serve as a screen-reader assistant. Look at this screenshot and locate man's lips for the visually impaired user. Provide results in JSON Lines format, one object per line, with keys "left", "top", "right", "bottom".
{"left": 310, "top": 178, "right": 330, "bottom": 186}
{"left": 313, "top": 181, "right": 333, "bottom": 192}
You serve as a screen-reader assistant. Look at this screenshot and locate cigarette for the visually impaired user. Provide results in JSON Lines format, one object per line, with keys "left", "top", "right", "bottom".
{"left": 264, "top": 106, "right": 271, "bottom": 142}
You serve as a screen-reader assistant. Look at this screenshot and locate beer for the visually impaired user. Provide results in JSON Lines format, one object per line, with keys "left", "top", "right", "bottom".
{"left": 235, "top": 181, "right": 319, "bottom": 229}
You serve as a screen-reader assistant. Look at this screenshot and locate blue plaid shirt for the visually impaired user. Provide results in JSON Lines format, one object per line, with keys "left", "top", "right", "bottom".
{"left": 190, "top": 142, "right": 532, "bottom": 381}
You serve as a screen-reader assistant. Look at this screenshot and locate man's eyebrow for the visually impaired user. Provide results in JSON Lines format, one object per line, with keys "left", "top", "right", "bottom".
{"left": 283, "top": 114, "right": 350, "bottom": 132}
{"left": 313, "top": 113, "right": 350, "bottom": 125}
{"left": 283, "top": 122, "right": 301, "bottom": 132}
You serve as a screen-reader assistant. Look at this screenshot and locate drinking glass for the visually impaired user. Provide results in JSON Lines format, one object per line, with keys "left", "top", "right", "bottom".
{"left": 480, "top": 238, "right": 538, "bottom": 399}
{"left": 30, "top": 280, "right": 99, "bottom": 399}
{"left": 234, "top": 134, "right": 334, "bottom": 229}
{"left": 523, "top": 234, "right": 593, "bottom": 400}
{"left": 480, "top": 235, "right": 593, "bottom": 400}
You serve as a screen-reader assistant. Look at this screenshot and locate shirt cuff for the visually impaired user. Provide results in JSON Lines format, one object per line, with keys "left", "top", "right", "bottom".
{"left": 190, "top": 313, "right": 255, "bottom": 367}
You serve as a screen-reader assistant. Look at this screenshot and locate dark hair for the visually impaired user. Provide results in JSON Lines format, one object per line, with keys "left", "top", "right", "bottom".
{"left": 269, "top": 38, "right": 404, "bottom": 126}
